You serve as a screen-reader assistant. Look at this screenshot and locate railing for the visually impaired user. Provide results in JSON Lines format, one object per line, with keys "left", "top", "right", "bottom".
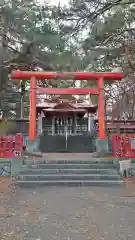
{"left": 0, "top": 133, "right": 24, "bottom": 158}
{"left": 106, "top": 120, "right": 135, "bottom": 124}
{"left": 111, "top": 134, "right": 135, "bottom": 182}
{"left": 111, "top": 134, "right": 135, "bottom": 158}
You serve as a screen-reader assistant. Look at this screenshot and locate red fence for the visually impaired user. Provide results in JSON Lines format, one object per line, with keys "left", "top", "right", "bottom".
{"left": 112, "top": 134, "right": 135, "bottom": 158}
{"left": 0, "top": 133, "right": 24, "bottom": 158}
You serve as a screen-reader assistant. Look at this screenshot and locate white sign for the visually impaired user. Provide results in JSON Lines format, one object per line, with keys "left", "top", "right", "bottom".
{"left": 14, "top": 151, "right": 22, "bottom": 157}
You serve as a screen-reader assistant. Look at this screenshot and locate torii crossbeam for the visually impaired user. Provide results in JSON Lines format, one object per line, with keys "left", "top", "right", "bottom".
{"left": 11, "top": 70, "right": 122, "bottom": 141}
{"left": 36, "top": 87, "right": 99, "bottom": 95}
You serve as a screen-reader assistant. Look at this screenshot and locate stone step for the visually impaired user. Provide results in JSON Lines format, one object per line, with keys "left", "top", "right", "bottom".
{"left": 21, "top": 163, "right": 117, "bottom": 169}
{"left": 20, "top": 168, "right": 118, "bottom": 175}
{"left": 23, "top": 159, "right": 114, "bottom": 165}
{"left": 18, "top": 174, "right": 120, "bottom": 181}
{"left": 17, "top": 179, "right": 123, "bottom": 186}
{"left": 17, "top": 156, "right": 120, "bottom": 186}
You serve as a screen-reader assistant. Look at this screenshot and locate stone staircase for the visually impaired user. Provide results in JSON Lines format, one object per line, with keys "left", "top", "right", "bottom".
{"left": 16, "top": 158, "right": 123, "bottom": 186}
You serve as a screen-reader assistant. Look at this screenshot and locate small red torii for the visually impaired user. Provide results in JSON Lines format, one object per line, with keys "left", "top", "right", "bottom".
{"left": 11, "top": 70, "right": 122, "bottom": 141}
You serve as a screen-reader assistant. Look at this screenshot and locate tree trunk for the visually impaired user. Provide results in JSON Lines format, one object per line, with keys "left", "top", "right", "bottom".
{"left": 0, "top": 7, "right": 8, "bottom": 111}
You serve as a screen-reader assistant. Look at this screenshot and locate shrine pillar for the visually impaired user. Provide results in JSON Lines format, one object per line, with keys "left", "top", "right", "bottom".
{"left": 26, "top": 76, "right": 39, "bottom": 152}
{"left": 98, "top": 77, "right": 106, "bottom": 140}
{"left": 52, "top": 116, "right": 55, "bottom": 135}
{"left": 29, "top": 76, "right": 37, "bottom": 140}
{"left": 73, "top": 113, "right": 77, "bottom": 134}
{"left": 88, "top": 113, "right": 95, "bottom": 135}
{"left": 96, "top": 77, "right": 109, "bottom": 154}
{"left": 88, "top": 113, "right": 91, "bottom": 133}
{"left": 37, "top": 112, "right": 43, "bottom": 136}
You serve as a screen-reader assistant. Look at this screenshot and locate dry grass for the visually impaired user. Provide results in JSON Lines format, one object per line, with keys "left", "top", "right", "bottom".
{"left": 0, "top": 177, "right": 18, "bottom": 240}
{"left": 124, "top": 176, "right": 135, "bottom": 197}
{"left": 0, "top": 177, "right": 12, "bottom": 195}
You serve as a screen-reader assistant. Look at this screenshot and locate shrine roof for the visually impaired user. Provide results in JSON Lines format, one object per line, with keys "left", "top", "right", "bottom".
{"left": 43, "top": 108, "right": 86, "bottom": 113}
{"left": 53, "top": 102, "right": 76, "bottom": 109}
{"left": 36, "top": 102, "right": 57, "bottom": 108}
{"left": 73, "top": 103, "right": 98, "bottom": 109}
{"left": 36, "top": 101, "right": 97, "bottom": 110}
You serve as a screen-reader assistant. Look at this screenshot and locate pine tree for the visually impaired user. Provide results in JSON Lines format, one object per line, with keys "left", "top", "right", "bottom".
{"left": 0, "top": 0, "right": 83, "bottom": 119}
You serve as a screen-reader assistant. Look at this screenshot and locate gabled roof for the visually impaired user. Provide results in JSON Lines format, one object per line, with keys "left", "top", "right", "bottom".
{"left": 53, "top": 102, "right": 75, "bottom": 109}
{"left": 36, "top": 100, "right": 97, "bottom": 111}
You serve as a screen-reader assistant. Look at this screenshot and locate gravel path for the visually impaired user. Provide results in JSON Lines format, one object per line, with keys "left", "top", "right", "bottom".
{"left": 0, "top": 185, "right": 135, "bottom": 240}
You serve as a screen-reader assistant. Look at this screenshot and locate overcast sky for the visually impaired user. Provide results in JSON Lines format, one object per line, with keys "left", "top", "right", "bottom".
{"left": 39, "top": 0, "right": 69, "bottom": 6}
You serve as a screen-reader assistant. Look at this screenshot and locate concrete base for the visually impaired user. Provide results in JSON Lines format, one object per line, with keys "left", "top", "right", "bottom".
{"left": 26, "top": 139, "right": 40, "bottom": 152}
{"left": 11, "top": 157, "right": 23, "bottom": 177}
{"left": 95, "top": 138, "right": 109, "bottom": 155}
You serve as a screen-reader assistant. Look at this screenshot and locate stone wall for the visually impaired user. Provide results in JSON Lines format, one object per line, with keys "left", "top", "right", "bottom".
{"left": 0, "top": 160, "right": 11, "bottom": 176}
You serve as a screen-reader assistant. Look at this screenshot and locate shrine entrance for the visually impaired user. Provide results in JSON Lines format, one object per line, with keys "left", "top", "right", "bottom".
{"left": 40, "top": 135, "right": 95, "bottom": 153}
{"left": 11, "top": 70, "right": 122, "bottom": 153}
{"left": 38, "top": 101, "right": 97, "bottom": 153}
{"left": 54, "top": 117, "right": 73, "bottom": 135}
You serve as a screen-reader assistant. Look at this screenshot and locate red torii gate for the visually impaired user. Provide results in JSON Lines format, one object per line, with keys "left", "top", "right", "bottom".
{"left": 11, "top": 70, "right": 122, "bottom": 141}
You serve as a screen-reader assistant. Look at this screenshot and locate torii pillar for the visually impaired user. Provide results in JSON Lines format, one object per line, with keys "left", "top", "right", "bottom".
{"left": 11, "top": 71, "right": 122, "bottom": 147}
{"left": 29, "top": 76, "right": 36, "bottom": 140}
{"left": 98, "top": 77, "right": 105, "bottom": 140}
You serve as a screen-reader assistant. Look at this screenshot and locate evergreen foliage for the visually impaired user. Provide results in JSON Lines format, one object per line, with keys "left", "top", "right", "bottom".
{"left": 0, "top": 0, "right": 135, "bottom": 119}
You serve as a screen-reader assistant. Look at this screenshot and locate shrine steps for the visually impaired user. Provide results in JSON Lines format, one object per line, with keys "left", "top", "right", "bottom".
{"left": 16, "top": 159, "right": 123, "bottom": 186}
{"left": 20, "top": 168, "right": 118, "bottom": 175}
